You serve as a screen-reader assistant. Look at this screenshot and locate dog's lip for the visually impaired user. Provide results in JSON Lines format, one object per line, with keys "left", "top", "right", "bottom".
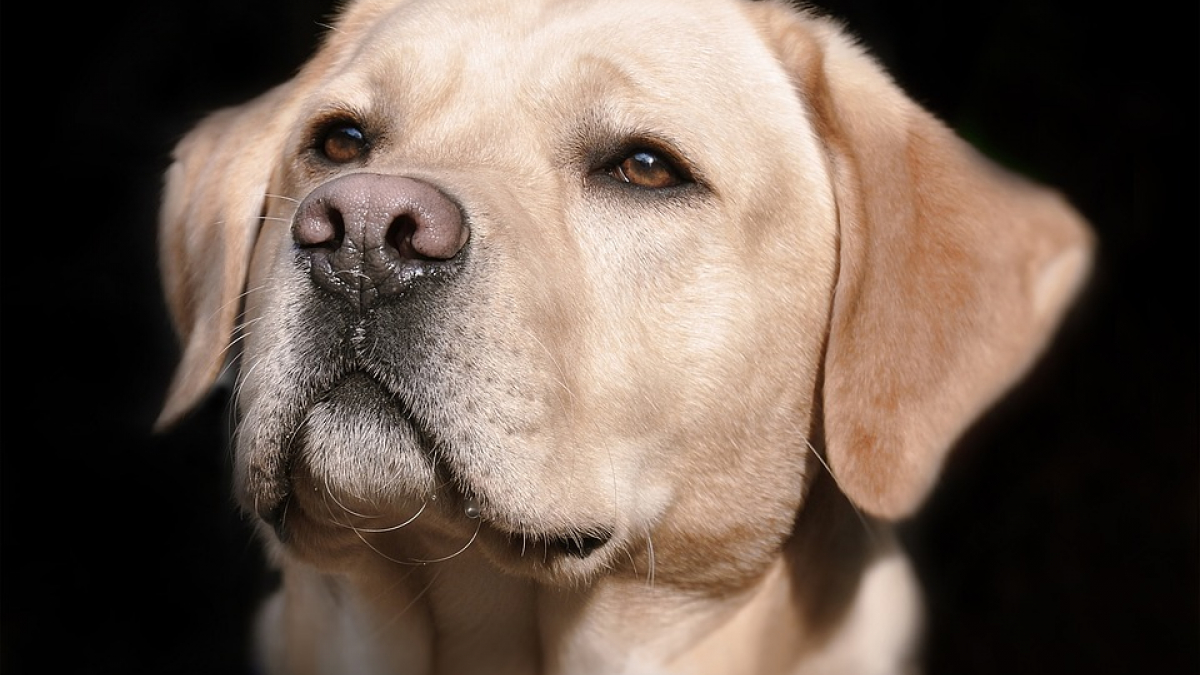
{"left": 536, "top": 531, "right": 614, "bottom": 559}
{"left": 487, "top": 523, "right": 615, "bottom": 560}
{"left": 459, "top": 495, "right": 615, "bottom": 561}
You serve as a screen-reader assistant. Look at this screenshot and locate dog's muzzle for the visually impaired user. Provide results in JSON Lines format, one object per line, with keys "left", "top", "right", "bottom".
{"left": 247, "top": 172, "right": 470, "bottom": 539}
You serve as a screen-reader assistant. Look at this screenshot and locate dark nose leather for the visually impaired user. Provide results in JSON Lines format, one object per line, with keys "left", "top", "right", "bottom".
{"left": 292, "top": 173, "right": 468, "bottom": 306}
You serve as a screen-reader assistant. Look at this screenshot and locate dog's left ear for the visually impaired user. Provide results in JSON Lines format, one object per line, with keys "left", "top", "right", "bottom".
{"left": 155, "top": 84, "right": 300, "bottom": 431}
{"left": 747, "top": 1, "right": 1094, "bottom": 519}
{"left": 154, "top": 8, "right": 389, "bottom": 432}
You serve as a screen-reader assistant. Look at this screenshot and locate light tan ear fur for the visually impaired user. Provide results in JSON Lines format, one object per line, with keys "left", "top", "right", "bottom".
{"left": 155, "top": 84, "right": 302, "bottom": 430}
{"left": 748, "top": 1, "right": 1094, "bottom": 518}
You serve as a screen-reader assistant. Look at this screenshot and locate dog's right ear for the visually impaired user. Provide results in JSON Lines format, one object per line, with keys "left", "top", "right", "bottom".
{"left": 154, "top": 84, "right": 300, "bottom": 431}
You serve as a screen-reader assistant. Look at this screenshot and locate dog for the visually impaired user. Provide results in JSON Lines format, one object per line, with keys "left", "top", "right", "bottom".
{"left": 154, "top": 0, "right": 1093, "bottom": 672}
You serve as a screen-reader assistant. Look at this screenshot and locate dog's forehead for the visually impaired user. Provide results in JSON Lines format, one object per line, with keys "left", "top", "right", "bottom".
{"left": 356, "top": 0, "right": 754, "bottom": 56}
{"left": 327, "top": 0, "right": 786, "bottom": 112}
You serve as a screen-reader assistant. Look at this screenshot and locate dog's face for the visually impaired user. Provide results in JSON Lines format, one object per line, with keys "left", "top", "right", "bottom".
{"left": 236, "top": 0, "right": 838, "bottom": 585}
{"left": 157, "top": 0, "right": 1091, "bottom": 592}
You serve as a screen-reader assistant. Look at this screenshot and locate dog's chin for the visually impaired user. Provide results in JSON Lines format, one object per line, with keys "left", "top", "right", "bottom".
{"left": 261, "top": 373, "right": 623, "bottom": 584}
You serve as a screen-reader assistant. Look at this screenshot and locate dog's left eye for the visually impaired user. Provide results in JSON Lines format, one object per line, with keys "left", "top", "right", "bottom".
{"left": 608, "top": 150, "right": 686, "bottom": 189}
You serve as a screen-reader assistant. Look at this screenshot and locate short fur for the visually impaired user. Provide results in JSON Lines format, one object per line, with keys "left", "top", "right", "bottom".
{"left": 156, "top": 0, "right": 1093, "bottom": 673}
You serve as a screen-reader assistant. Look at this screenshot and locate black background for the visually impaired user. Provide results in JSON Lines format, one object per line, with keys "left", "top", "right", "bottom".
{"left": 2, "top": 1, "right": 1195, "bottom": 673}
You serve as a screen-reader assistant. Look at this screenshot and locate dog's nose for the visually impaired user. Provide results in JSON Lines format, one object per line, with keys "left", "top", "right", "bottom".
{"left": 292, "top": 173, "right": 468, "bottom": 305}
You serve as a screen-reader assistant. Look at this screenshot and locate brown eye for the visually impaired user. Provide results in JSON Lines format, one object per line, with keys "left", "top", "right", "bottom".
{"left": 319, "top": 122, "right": 368, "bottom": 163}
{"left": 610, "top": 150, "right": 683, "bottom": 189}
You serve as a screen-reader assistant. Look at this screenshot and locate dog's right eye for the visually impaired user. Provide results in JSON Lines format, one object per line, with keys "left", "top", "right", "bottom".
{"left": 589, "top": 139, "right": 699, "bottom": 194}
{"left": 317, "top": 122, "right": 369, "bottom": 163}
{"left": 609, "top": 150, "right": 685, "bottom": 190}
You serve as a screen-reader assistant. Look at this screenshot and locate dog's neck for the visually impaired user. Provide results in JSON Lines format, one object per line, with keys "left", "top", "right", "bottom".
{"left": 256, "top": 475, "right": 922, "bottom": 675}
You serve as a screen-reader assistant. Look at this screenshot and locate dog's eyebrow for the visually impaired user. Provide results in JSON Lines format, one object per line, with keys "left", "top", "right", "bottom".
{"left": 568, "top": 54, "right": 640, "bottom": 94}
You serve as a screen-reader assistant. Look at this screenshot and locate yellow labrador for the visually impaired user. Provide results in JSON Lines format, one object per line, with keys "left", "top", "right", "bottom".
{"left": 155, "top": 0, "right": 1093, "bottom": 672}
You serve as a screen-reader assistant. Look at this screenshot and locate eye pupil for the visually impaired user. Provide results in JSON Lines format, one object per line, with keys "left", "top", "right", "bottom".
{"left": 321, "top": 123, "right": 367, "bottom": 163}
{"left": 612, "top": 149, "right": 683, "bottom": 189}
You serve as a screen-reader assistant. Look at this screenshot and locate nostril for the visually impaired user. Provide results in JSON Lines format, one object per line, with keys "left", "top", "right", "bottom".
{"left": 387, "top": 206, "right": 467, "bottom": 262}
{"left": 387, "top": 215, "right": 421, "bottom": 260}
{"left": 294, "top": 203, "right": 345, "bottom": 249}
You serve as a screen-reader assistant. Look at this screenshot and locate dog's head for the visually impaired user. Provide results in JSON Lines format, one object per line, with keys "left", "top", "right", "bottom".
{"left": 156, "top": 0, "right": 1091, "bottom": 588}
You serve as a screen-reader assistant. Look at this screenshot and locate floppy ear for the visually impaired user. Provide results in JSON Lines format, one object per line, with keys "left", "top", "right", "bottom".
{"left": 155, "top": 84, "right": 300, "bottom": 431}
{"left": 748, "top": 2, "right": 1094, "bottom": 518}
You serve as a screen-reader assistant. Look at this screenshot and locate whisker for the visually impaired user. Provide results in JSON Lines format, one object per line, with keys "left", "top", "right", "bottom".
{"left": 230, "top": 315, "right": 266, "bottom": 341}
{"left": 529, "top": 333, "right": 576, "bottom": 403}
{"left": 229, "top": 353, "right": 264, "bottom": 418}
{"left": 409, "top": 517, "right": 482, "bottom": 564}
{"left": 350, "top": 503, "right": 428, "bottom": 534}
{"left": 264, "top": 192, "right": 301, "bottom": 204}
{"left": 645, "top": 534, "right": 656, "bottom": 588}
{"left": 624, "top": 546, "right": 639, "bottom": 576}
{"left": 322, "top": 473, "right": 383, "bottom": 519}
{"left": 218, "top": 318, "right": 264, "bottom": 384}
{"left": 317, "top": 482, "right": 424, "bottom": 535}
{"left": 317, "top": 479, "right": 349, "bottom": 527}
{"left": 348, "top": 527, "right": 413, "bottom": 564}
{"left": 188, "top": 279, "right": 265, "bottom": 351}
{"left": 366, "top": 567, "right": 439, "bottom": 642}
{"left": 320, "top": 478, "right": 430, "bottom": 534}
{"left": 342, "top": 511, "right": 481, "bottom": 567}
{"left": 804, "top": 439, "right": 880, "bottom": 546}
{"left": 199, "top": 280, "right": 272, "bottom": 371}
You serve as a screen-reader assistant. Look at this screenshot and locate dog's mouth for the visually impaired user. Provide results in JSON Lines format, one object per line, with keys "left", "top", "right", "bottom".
{"left": 538, "top": 531, "right": 614, "bottom": 559}
{"left": 467, "top": 514, "right": 619, "bottom": 579}
{"left": 472, "top": 510, "right": 615, "bottom": 561}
